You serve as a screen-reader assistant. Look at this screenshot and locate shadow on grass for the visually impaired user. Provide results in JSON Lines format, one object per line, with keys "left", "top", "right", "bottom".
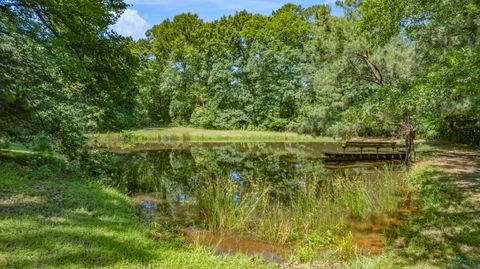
{"left": 0, "top": 163, "right": 163, "bottom": 269}
{"left": 392, "top": 168, "right": 480, "bottom": 268}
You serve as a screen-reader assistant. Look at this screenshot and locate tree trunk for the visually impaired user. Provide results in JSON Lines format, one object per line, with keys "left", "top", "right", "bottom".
{"left": 403, "top": 116, "right": 414, "bottom": 164}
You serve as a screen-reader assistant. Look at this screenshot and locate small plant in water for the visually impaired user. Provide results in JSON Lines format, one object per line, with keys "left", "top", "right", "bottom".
{"left": 334, "top": 231, "right": 355, "bottom": 260}
{"left": 295, "top": 229, "right": 335, "bottom": 262}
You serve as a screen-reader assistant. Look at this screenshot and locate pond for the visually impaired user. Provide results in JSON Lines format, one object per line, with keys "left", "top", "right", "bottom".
{"left": 98, "top": 142, "right": 411, "bottom": 263}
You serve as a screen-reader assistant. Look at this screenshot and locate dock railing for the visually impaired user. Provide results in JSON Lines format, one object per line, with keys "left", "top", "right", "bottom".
{"left": 325, "top": 141, "right": 406, "bottom": 161}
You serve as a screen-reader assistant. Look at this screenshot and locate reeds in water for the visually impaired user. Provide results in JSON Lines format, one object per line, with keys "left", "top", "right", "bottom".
{"left": 194, "top": 167, "right": 406, "bottom": 247}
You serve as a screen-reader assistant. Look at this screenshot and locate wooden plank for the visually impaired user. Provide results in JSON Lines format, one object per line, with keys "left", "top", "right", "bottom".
{"left": 344, "top": 141, "right": 396, "bottom": 147}
{"left": 338, "top": 151, "right": 405, "bottom": 155}
{"left": 323, "top": 151, "right": 406, "bottom": 161}
{"left": 342, "top": 141, "right": 404, "bottom": 156}
{"left": 325, "top": 152, "right": 403, "bottom": 155}
{"left": 325, "top": 140, "right": 407, "bottom": 162}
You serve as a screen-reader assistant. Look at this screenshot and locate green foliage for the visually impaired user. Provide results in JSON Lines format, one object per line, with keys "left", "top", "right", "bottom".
{"left": 192, "top": 169, "right": 405, "bottom": 246}
{"left": 417, "top": 49, "right": 480, "bottom": 145}
{"left": 351, "top": 0, "right": 480, "bottom": 144}
{"left": 295, "top": 229, "right": 337, "bottom": 262}
{"left": 0, "top": 160, "right": 275, "bottom": 269}
{"left": 135, "top": 1, "right": 478, "bottom": 145}
{"left": 3, "top": 0, "right": 479, "bottom": 158}
{"left": 1, "top": 0, "right": 140, "bottom": 158}
{"left": 137, "top": 6, "right": 314, "bottom": 130}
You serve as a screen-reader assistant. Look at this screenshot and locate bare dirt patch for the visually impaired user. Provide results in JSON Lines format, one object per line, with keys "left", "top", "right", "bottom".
{"left": 420, "top": 150, "right": 480, "bottom": 205}
{"left": 398, "top": 150, "right": 480, "bottom": 267}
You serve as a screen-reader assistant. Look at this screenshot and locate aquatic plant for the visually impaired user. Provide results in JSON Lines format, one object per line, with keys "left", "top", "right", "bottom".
{"left": 195, "top": 176, "right": 269, "bottom": 232}
{"left": 193, "top": 167, "right": 406, "bottom": 250}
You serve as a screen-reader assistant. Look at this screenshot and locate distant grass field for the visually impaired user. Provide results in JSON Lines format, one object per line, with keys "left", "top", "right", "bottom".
{"left": 87, "top": 127, "right": 335, "bottom": 148}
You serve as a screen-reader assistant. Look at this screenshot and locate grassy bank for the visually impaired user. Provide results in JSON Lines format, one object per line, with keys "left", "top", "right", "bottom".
{"left": 0, "top": 150, "right": 409, "bottom": 268}
{"left": 87, "top": 127, "right": 334, "bottom": 148}
{"left": 0, "top": 158, "right": 275, "bottom": 269}
{"left": 346, "top": 155, "right": 480, "bottom": 268}
{"left": 2, "top": 148, "right": 478, "bottom": 268}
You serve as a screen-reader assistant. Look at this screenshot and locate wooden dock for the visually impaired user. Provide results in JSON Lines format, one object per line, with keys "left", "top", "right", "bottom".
{"left": 324, "top": 151, "right": 406, "bottom": 161}
{"left": 324, "top": 141, "right": 406, "bottom": 162}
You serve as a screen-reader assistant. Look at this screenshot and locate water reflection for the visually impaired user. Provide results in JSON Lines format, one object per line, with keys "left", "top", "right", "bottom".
{"left": 100, "top": 142, "right": 406, "bottom": 260}
{"left": 105, "top": 142, "right": 402, "bottom": 184}
{"left": 110, "top": 142, "right": 344, "bottom": 196}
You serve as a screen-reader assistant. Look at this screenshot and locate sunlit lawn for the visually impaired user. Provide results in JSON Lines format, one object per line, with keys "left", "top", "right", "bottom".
{"left": 1, "top": 148, "right": 479, "bottom": 268}
{"left": 0, "top": 161, "right": 275, "bottom": 269}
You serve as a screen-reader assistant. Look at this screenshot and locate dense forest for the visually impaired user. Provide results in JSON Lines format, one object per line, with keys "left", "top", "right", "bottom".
{"left": 1, "top": 0, "right": 479, "bottom": 156}
{"left": 1, "top": 1, "right": 480, "bottom": 268}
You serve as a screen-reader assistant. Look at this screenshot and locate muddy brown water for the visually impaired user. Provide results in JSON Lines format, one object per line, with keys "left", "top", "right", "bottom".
{"left": 184, "top": 229, "right": 288, "bottom": 263}
{"left": 98, "top": 142, "right": 409, "bottom": 262}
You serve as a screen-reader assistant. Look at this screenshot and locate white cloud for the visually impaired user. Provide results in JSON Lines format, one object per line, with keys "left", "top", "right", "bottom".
{"left": 111, "top": 9, "right": 149, "bottom": 40}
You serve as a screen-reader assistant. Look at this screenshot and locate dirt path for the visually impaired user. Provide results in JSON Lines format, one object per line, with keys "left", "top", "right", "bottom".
{"left": 401, "top": 150, "right": 480, "bottom": 267}
{"left": 419, "top": 150, "right": 480, "bottom": 205}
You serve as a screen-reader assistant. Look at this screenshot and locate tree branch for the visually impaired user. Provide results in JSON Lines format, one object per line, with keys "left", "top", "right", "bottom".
{"left": 354, "top": 51, "right": 385, "bottom": 85}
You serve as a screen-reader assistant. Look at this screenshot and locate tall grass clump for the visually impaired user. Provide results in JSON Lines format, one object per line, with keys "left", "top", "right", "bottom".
{"left": 193, "top": 167, "right": 406, "bottom": 249}
{"left": 327, "top": 169, "right": 403, "bottom": 219}
{"left": 195, "top": 175, "right": 269, "bottom": 232}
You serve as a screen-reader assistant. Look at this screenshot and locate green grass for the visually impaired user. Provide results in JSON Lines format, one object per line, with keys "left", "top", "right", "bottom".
{"left": 87, "top": 127, "right": 335, "bottom": 148}
{"left": 0, "top": 161, "right": 275, "bottom": 269}
{"left": 342, "top": 166, "right": 480, "bottom": 269}
{"left": 389, "top": 167, "right": 480, "bottom": 267}
{"left": 415, "top": 141, "right": 480, "bottom": 154}
{"left": 3, "top": 147, "right": 478, "bottom": 268}
{"left": 0, "top": 152, "right": 409, "bottom": 268}
{"left": 194, "top": 169, "right": 406, "bottom": 258}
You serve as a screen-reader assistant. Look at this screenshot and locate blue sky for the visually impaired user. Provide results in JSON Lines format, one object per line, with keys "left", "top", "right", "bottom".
{"left": 111, "top": 0, "right": 343, "bottom": 40}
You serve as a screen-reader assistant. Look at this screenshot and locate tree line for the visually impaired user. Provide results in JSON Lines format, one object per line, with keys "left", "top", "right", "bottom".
{"left": 1, "top": 0, "right": 479, "bottom": 158}
{"left": 135, "top": 1, "right": 479, "bottom": 146}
